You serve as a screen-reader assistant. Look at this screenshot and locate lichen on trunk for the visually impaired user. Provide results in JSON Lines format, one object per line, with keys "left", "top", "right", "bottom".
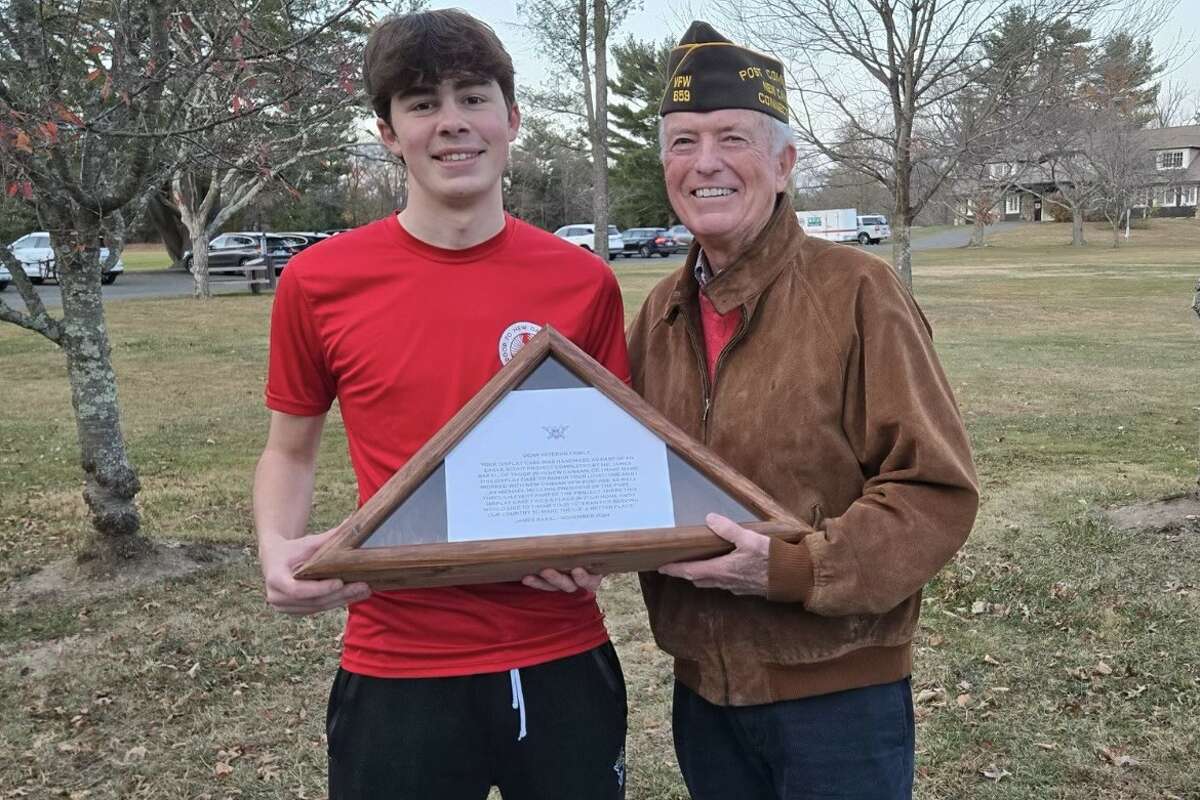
{"left": 56, "top": 236, "right": 149, "bottom": 563}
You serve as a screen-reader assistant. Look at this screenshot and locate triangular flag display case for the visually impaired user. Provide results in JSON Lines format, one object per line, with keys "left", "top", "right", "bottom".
{"left": 296, "top": 326, "right": 803, "bottom": 589}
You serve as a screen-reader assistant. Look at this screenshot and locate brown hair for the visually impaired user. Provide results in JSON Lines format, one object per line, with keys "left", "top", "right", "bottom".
{"left": 363, "top": 9, "right": 516, "bottom": 127}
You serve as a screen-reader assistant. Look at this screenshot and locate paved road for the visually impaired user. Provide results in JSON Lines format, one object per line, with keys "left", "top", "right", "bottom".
{"left": 1, "top": 224, "right": 1026, "bottom": 310}
{"left": 0, "top": 269, "right": 262, "bottom": 310}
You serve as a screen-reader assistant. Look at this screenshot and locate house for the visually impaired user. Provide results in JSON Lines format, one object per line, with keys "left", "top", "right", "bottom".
{"left": 1142, "top": 124, "right": 1200, "bottom": 216}
{"left": 956, "top": 123, "right": 1200, "bottom": 223}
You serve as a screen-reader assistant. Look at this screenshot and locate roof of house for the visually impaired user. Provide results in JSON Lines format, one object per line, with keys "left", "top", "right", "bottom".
{"left": 1142, "top": 124, "right": 1200, "bottom": 151}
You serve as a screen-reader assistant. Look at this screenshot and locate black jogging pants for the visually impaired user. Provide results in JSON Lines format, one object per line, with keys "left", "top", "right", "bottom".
{"left": 327, "top": 642, "right": 627, "bottom": 800}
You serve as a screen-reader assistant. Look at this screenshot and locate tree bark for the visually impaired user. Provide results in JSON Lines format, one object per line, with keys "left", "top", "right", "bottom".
{"left": 55, "top": 225, "right": 148, "bottom": 563}
{"left": 1071, "top": 209, "right": 1086, "bottom": 246}
{"left": 591, "top": 0, "right": 609, "bottom": 260}
{"left": 892, "top": 160, "right": 913, "bottom": 289}
{"left": 190, "top": 233, "right": 212, "bottom": 298}
{"left": 969, "top": 212, "right": 988, "bottom": 247}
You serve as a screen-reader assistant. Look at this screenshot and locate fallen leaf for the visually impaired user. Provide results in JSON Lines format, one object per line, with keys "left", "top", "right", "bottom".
{"left": 214, "top": 762, "right": 234, "bottom": 777}
{"left": 980, "top": 765, "right": 1011, "bottom": 781}
{"left": 915, "top": 688, "right": 945, "bottom": 705}
{"left": 1099, "top": 746, "right": 1139, "bottom": 768}
{"left": 956, "top": 693, "right": 971, "bottom": 707}
{"left": 1036, "top": 741, "right": 1058, "bottom": 750}
{"left": 983, "top": 654, "right": 1002, "bottom": 666}
{"left": 1093, "top": 661, "right": 1113, "bottom": 676}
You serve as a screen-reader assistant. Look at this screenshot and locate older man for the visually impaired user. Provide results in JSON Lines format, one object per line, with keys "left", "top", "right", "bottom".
{"left": 625, "top": 22, "right": 980, "bottom": 800}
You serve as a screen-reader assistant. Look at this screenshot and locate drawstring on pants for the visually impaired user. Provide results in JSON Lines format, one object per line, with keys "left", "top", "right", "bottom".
{"left": 509, "top": 668, "right": 527, "bottom": 741}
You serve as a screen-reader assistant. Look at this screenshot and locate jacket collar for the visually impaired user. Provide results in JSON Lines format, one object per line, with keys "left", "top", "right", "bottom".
{"left": 664, "top": 195, "right": 805, "bottom": 321}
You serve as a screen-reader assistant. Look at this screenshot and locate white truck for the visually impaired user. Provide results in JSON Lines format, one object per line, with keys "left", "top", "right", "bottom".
{"left": 795, "top": 208, "right": 859, "bottom": 243}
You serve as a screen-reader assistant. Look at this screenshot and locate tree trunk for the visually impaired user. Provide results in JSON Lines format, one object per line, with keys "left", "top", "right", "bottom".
{"left": 55, "top": 228, "right": 148, "bottom": 564}
{"left": 590, "top": 0, "right": 609, "bottom": 260}
{"left": 969, "top": 213, "right": 987, "bottom": 247}
{"left": 892, "top": 171, "right": 913, "bottom": 289}
{"left": 190, "top": 232, "right": 212, "bottom": 299}
{"left": 1071, "top": 209, "right": 1086, "bottom": 246}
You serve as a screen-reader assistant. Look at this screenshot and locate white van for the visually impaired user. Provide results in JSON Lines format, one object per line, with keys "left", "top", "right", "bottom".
{"left": 856, "top": 215, "right": 891, "bottom": 245}
{"left": 795, "top": 208, "right": 859, "bottom": 243}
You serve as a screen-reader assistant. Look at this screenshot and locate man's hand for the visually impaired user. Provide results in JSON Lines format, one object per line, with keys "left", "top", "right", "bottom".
{"left": 658, "top": 513, "right": 770, "bottom": 596}
{"left": 260, "top": 526, "right": 371, "bottom": 615}
{"left": 522, "top": 568, "right": 604, "bottom": 594}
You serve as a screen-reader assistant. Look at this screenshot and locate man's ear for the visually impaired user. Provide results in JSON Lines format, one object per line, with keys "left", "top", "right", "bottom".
{"left": 376, "top": 115, "right": 406, "bottom": 165}
{"left": 775, "top": 142, "right": 798, "bottom": 193}
{"left": 508, "top": 102, "right": 521, "bottom": 143}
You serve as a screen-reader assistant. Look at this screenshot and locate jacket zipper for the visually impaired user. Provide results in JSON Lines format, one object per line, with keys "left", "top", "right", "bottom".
{"left": 681, "top": 317, "right": 712, "bottom": 436}
{"left": 704, "top": 310, "right": 750, "bottom": 442}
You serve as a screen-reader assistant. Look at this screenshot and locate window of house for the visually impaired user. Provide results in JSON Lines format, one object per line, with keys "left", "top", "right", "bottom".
{"left": 1182, "top": 185, "right": 1198, "bottom": 206}
{"left": 1005, "top": 194, "right": 1021, "bottom": 214}
{"left": 1157, "top": 150, "right": 1184, "bottom": 169}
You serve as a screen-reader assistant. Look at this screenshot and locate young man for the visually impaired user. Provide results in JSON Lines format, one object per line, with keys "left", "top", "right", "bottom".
{"left": 253, "top": 11, "right": 628, "bottom": 799}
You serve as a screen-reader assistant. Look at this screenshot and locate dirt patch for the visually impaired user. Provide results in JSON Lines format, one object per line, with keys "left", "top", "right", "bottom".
{"left": 1, "top": 540, "right": 247, "bottom": 612}
{"left": 1106, "top": 492, "right": 1200, "bottom": 535}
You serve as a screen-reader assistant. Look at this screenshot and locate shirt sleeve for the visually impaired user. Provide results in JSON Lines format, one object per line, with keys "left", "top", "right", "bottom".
{"left": 767, "top": 267, "right": 979, "bottom": 613}
{"left": 264, "top": 269, "right": 337, "bottom": 416}
{"left": 585, "top": 268, "right": 632, "bottom": 385}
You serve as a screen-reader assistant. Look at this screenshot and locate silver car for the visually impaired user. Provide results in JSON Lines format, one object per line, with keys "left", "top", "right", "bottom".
{"left": 666, "top": 224, "right": 693, "bottom": 253}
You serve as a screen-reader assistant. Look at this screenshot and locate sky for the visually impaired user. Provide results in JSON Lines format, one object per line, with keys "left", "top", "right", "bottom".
{"left": 418, "top": 0, "right": 1200, "bottom": 117}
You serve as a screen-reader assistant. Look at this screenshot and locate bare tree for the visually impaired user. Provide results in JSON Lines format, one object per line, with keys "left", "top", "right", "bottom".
{"left": 1152, "top": 79, "right": 1194, "bottom": 128}
{"left": 167, "top": 4, "right": 365, "bottom": 297}
{"left": 732, "top": 0, "right": 1140, "bottom": 289}
{"left": 517, "top": 0, "right": 639, "bottom": 258}
{"left": 0, "top": 0, "right": 375, "bottom": 565}
{"left": 1087, "top": 119, "right": 1155, "bottom": 247}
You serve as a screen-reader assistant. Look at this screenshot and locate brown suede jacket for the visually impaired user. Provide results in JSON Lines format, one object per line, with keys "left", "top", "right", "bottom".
{"left": 627, "top": 198, "right": 979, "bottom": 706}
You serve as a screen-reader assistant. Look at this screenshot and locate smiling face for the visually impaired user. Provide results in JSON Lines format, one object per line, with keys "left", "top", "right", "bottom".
{"left": 377, "top": 77, "right": 520, "bottom": 211}
{"left": 661, "top": 109, "right": 796, "bottom": 263}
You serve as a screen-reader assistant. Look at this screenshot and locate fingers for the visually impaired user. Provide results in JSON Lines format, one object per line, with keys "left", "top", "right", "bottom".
{"left": 570, "top": 567, "right": 603, "bottom": 593}
{"left": 521, "top": 568, "right": 603, "bottom": 593}
{"left": 659, "top": 553, "right": 736, "bottom": 583}
{"left": 266, "top": 570, "right": 371, "bottom": 615}
{"left": 706, "top": 513, "right": 752, "bottom": 544}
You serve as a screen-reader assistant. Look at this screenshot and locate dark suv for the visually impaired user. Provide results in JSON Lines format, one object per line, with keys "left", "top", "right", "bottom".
{"left": 619, "top": 227, "right": 675, "bottom": 258}
{"left": 182, "top": 232, "right": 305, "bottom": 273}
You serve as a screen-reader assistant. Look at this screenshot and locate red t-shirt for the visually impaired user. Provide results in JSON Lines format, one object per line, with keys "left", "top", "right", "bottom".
{"left": 265, "top": 213, "right": 630, "bottom": 678}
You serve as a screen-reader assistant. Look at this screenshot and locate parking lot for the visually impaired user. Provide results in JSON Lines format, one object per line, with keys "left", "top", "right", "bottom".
{"left": 0, "top": 234, "right": 945, "bottom": 311}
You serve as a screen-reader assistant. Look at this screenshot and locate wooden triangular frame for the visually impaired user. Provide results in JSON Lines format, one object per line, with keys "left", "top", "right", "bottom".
{"left": 296, "top": 326, "right": 804, "bottom": 589}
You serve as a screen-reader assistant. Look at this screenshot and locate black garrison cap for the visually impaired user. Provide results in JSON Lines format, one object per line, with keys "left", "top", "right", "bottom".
{"left": 659, "top": 21, "right": 788, "bottom": 122}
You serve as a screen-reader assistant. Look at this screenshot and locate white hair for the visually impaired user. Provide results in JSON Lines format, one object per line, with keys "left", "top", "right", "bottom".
{"left": 658, "top": 113, "right": 794, "bottom": 161}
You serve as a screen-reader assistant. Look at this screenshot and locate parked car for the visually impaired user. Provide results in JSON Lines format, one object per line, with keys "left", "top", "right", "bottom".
{"left": 0, "top": 262, "right": 9, "bottom": 292}
{"left": 856, "top": 214, "right": 891, "bottom": 245}
{"left": 6, "top": 231, "right": 125, "bottom": 285}
{"left": 277, "top": 231, "right": 332, "bottom": 250}
{"left": 665, "top": 224, "right": 693, "bottom": 252}
{"left": 182, "top": 232, "right": 303, "bottom": 274}
{"left": 620, "top": 227, "right": 675, "bottom": 258}
{"left": 553, "top": 224, "right": 624, "bottom": 259}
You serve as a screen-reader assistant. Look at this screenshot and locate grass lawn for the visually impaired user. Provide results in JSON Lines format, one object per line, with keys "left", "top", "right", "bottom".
{"left": 120, "top": 243, "right": 173, "bottom": 272}
{"left": 1, "top": 217, "right": 1198, "bottom": 798}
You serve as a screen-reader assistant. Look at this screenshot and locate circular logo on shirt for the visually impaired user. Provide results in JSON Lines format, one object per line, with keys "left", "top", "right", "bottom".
{"left": 498, "top": 321, "right": 542, "bottom": 365}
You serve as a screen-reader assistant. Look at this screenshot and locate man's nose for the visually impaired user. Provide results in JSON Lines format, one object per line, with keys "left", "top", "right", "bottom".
{"left": 693, "top": 138, "right": 723, "bottom": 173}
{"left": 435, "top": 104, "right": 470, "bottom": 136}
